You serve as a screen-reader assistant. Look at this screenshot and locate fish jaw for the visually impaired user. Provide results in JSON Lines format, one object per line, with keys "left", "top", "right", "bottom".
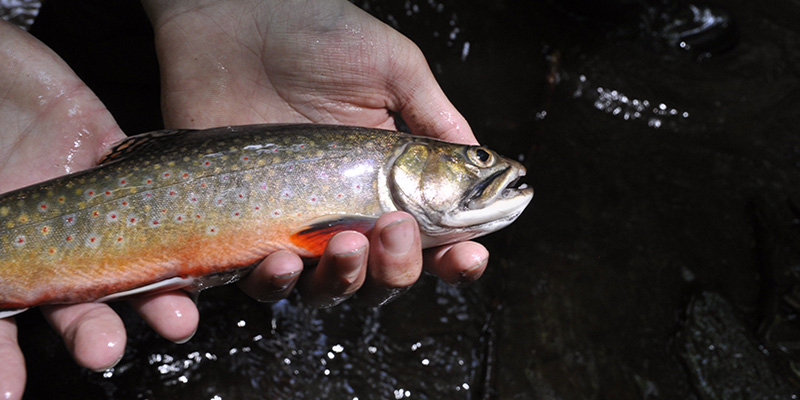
{"left": 444, "top": 161, "right": 533, "bottom": 229}
{"left": 422, "top": 183, "right": 533, "bottom": 248}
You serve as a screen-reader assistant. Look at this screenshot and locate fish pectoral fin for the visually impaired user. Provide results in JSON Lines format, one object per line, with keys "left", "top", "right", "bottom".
{"left": 290, "top": 215, "right": 378, "bottom": 257}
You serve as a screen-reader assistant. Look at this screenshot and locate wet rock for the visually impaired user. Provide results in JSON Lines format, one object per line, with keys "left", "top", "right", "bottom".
{"left": 675, "top": 291, "right": 796, "bottom": 399}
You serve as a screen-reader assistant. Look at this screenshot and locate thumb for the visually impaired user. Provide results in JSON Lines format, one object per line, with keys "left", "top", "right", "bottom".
{"left": 386, "top": 41, "right": 477, "bottom": 145}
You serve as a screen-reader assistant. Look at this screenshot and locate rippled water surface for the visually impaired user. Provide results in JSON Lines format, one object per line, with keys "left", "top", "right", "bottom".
{"left": 17, "top": 0, "right": 800, "bottom": 398}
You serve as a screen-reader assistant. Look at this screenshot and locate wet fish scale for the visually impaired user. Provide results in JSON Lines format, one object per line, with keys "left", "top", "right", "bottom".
{"left": 0, "top": 125, "right": 396, "bottom": 308}
{"left": 0, "top": 124, "right": 533, "bottom": 313}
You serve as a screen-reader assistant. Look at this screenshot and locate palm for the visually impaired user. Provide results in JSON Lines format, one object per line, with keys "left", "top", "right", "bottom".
{"left": 149, "top": 0, "right": 474, "bottom": 143}
{"left": 0, "top": 36, "right": 123, "bottom": 192}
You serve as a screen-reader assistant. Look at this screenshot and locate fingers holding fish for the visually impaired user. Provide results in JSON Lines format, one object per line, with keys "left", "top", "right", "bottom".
{"left": 0, "top": 318, "right": 24, "bottom": 400}
{"left": 297, "top": 231, "right": 370, "bottom": 308}
{"left": 358, "top": 212, "right": 424, "bottom": 306}
{"left": 128, "top": 291, "right": 199, "bottom": 344}
{"left": 423, "top": 241, "right": 490, "bottom": 286}
{"left": 238, "top": 250, "right": 303, "bottom": 303}
{"left": 40, "top": 303, "right": 126, "bottom": 372}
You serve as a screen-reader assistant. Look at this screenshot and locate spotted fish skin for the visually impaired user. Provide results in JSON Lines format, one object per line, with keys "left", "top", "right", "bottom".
{"left": 0, "top": 124, "right": 405, "bottom": 310}
{"left": 0, "top": 124, "right": 534, "bottom": 313}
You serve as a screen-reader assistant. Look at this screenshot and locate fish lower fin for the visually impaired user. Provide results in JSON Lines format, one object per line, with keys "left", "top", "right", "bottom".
{"left": 95, "top": 276, "right": 195, "bottom": 303}
{"left": 290, "top": 215, "right": 377, "bottom": 257}
{"left": 0, "top": 308, "right": 28, "bottom": 319}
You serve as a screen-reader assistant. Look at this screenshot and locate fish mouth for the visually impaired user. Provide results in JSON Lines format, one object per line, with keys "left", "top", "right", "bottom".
{"left": 466, "top": 166, "right": 531, "bottom": 210}
{"left": 444, "top": 164, "right": 534, "bottom": 228}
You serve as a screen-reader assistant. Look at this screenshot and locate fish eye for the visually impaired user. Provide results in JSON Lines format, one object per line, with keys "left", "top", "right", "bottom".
{"left": 468, "top": 147, "right": 495, "bottom": 167}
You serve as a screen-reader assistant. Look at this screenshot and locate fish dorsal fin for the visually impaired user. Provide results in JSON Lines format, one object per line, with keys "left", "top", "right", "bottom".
{"left": 97, "top": 129, "right": 195, "bottom": 165}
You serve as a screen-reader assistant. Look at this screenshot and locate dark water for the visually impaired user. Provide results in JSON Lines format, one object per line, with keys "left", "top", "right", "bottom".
{"left": 17, "top": 0, "right": 800, "bottom": 398}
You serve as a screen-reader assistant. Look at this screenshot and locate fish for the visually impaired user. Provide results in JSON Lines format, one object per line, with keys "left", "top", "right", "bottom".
{"left": 0, "top": 124, "right": 533, "bottom": 317}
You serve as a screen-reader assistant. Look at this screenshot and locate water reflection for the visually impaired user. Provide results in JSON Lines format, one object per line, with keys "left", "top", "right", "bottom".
{"left": 572, "top": 74, "right": 690, "bottom": 128}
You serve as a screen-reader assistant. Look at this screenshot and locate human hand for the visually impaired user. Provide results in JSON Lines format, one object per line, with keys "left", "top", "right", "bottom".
{"left": 0, "top": 21, "right": 198, "bottom": 399}
{"left": 141, "top": 0, "right": 490, "bottom": 307}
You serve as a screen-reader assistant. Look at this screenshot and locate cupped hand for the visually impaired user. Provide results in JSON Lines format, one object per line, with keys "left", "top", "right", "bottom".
{"left": 142, "top": 0, "right": 491, "bottom": 307}
{"left": 0, "top": 21, "right": 197, "bottom": 399}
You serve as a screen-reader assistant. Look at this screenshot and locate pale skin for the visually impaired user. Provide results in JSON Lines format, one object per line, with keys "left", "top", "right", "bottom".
{"left": 0, "top": 0, "right": 489, "bottom": 398}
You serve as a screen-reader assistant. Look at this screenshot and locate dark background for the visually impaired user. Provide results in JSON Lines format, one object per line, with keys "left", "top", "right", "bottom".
{"left": 14, "top": 0, "right": 800, "bottom": 398}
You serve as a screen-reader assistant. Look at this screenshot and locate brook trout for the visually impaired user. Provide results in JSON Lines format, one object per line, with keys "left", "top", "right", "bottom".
{"left": 0, "top": 124, "right": 532, "bottom": 316}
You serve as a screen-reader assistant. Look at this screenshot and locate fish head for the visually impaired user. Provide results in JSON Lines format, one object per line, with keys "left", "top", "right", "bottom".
{"left": 388, "top": 140, "right": 534, "bottom": 247}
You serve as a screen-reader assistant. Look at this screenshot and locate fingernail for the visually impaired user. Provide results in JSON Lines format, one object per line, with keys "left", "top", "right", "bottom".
{"left": 272, "top": 270, "right": 302, "bottom": 291}
{"left": 173, "top": 329, "right": 196, "bottom": 345}
{"left": 334, "top": 245, "right": 367, "bottom": 281}
{"left": 457, "top": 257, "right": 488, "bottom": 286}
{"left": 91, "top": 352, "right": 124, "bottom": 373}
{"left": 380, "top": 219, "right": 414, "bottom": 255}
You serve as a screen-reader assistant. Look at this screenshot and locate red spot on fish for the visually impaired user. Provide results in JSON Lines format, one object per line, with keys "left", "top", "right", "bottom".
{"left": 254, "top": 206, "right": 261, "bottom": 211}
{"left": 92, "top": 211, "right": 100, "bottom": 218}
{"left": 16, "top": 237, "right": 24, "bottom": 244}
{"left": 66, "top": 217, "right": 74, "bottom": 223}
{"left": 164, "top": 173, "right": 171, "bottom": 178}
{"left": 117, "top": 237, "right": 123, "bottom": 242}
{"left": 121, "top": 201, "right": 129, "bottom": 207}
{"left": 48, "top": 248, "right": 56, "bottom": 254}
{"left": 146, "top": 179, "right": 153, "bottom": 184}
{"left": 40, "top": 203, "right": 47, "bottom": 210}
{"left": 242, "top": 156, "right": 249, "bottom": 161}
{"left": 182, "top": 173, "right": 189, "bottom": 179}
{"left": 204, "top": 161, "right": 211, "bottom": 166}
{"left": 234, "top": 211, "right": 241, "bottom": 216}
{"left": 300, "top": 144, "right": 305, "bottom": 148}
{"left": 58, "top": 197, "right": 65, "bottom": 203}
{"left": 190, "top": 197, "right": 198, "bottom": 203}
{"left": 129, "top": 217, "right": 137, "bottom": 223}
{"left": 65, "top": 235, "right": 73, "bottom": 242}
{"left": 41, "top": 226, "right": 49, "bottom": 234}
{"left": 119, "top": 179, "right": 127, "bottom": 185}
{"left": 195, "top": 214, "right": 202, "bottom": 219}
{"left": 89, "top": 237, "right": 97, "bottom": 243}
{"left": 161, "top": 209, "right": 167, "bottom": 214}
{"left": 152, "top": 220, "right": 159, "bottom": 226}
{"left": 104, "top": 191, "right": 112, "bottom": 196}
{"left": 87, "top": 190, "right": 95, "bottom": 196}
{"left": 200, "top": 183, "right": 207, "bottom": 188}
{"left": 169, "top": 191, "right": 176, "bottom": 196}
